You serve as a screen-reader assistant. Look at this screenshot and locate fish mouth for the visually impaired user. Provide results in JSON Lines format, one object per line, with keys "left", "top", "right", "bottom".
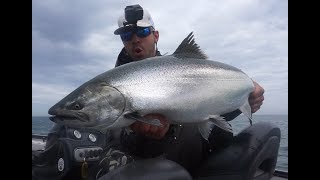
{"left": 49, "top": 113, "right": 89, "bottom": 124}
{"left": 49, "top": 115, "right": 84, "bottom": 122}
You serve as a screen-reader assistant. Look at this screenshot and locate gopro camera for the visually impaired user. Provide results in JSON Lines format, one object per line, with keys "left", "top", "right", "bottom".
{"left": 124, "top": 4, "right": 144, "bottom": 25}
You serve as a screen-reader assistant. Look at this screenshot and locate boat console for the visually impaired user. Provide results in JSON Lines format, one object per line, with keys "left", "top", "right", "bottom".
{"left": 32, "top": 122, "right": 281, "bottom": 180}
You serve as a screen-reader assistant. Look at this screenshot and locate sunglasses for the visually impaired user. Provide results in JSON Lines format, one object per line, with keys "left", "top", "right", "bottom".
{"left": 120, "top": 27, "right": 152, "bottom": 42}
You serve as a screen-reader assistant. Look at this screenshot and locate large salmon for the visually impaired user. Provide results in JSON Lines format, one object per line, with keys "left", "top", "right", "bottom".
{"left": 48, "top": 32, "right": 254, "bottom": 140}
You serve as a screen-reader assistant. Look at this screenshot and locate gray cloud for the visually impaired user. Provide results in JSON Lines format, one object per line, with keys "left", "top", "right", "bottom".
{"left": 32, "top": 0, "right": 288, "bottom": 116}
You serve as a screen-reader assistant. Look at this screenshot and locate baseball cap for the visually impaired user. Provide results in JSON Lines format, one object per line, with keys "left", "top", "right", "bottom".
{"left": 114, "top": 5, "right": 155, "bottom": 35}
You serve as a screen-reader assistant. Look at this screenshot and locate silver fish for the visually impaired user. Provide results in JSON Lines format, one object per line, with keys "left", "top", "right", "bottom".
{"left": 48, "top": 32, "right": 255, "bottom": 140}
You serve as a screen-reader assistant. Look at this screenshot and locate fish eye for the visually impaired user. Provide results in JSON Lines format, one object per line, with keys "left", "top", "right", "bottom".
{"left": 72, "top": 103, "right": 82, "bottom": 110}
{"left": 74, "top": 104, "right": 80, "bottom": 109}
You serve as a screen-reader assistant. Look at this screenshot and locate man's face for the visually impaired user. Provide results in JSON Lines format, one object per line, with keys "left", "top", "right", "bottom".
{"left": 121, "top": 27, "right": 159, "bottom": 61}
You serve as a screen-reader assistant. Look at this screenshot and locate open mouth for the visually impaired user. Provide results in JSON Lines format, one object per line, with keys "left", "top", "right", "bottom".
{"left": 134, "top": 47, "right": 142, "bottom": 53}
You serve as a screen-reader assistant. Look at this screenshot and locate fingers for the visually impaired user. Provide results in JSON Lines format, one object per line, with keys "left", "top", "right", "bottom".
{"left": 251, "top": 102, "right": 263, "bottom": 113}
{"left": 249, "top": 81, "right": 265, "bottom": 113}
{"left": 250, "top": 81, "right": 265, "bottom": 98}
{"left": 154, "top": 118, "right": 170, "bottom": 139}
{"left": 249, "top": 95, "right": 264, "bottom": 105}
{"left": 130, "top": 122, "right": 150, "bottom": 134}
{"left": 148, "top": 124, "right": 159, "bottom": 135}
{"left": 129, "top": 114, "right": 170, "bottom": 139}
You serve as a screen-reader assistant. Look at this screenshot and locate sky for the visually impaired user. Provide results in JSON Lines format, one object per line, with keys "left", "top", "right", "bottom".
{"left": 32, "top": 0, "right": 288, "bottom": 116}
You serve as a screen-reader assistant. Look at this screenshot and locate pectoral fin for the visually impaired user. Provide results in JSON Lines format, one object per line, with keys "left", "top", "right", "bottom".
{"left": 124, "top": 112, "right": 163, "bottom": 127}
{"left": 239, "top": 100, "right": 253, "bottom": 125}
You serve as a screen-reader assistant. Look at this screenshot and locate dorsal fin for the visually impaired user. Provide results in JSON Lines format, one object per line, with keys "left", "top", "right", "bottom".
{"left": 172, "top": 32, "right": 208, "bottom": 59}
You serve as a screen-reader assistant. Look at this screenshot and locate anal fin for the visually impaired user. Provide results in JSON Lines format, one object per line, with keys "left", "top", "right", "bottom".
{"left": 198, "top": 121, "right": 215, "bottom": 141}
{"left": 198, "top": 115, "right": 233, "bottom": 141}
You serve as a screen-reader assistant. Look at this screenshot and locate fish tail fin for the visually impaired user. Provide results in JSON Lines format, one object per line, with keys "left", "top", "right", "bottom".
{"left": 239, "top": 100, "right": 253, "bottom": 125}
{"left": 198, "top": 115, "right": 233, "bottom": 141}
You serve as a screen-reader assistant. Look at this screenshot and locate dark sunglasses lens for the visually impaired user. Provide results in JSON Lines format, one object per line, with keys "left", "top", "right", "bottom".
{"left": 136, "top": 28, "right": 151, "bottom": 38}
{"left": 120, "top": 31, "right": 133, "bottom": 41}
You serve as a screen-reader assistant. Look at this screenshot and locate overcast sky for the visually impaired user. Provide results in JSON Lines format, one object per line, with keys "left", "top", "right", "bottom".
{"left": 32, "top": 0, "right": 288, "bottom": 116}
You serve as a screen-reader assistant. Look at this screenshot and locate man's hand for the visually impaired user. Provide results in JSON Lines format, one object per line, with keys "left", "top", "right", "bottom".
{"left": 129, "top": 114, "right": 170, "bottom": 140}
{"left": 249, "top": 81, "right": 265, "bottom": 113}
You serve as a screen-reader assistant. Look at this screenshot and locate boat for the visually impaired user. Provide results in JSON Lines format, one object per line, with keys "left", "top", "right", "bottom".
{"left": 32, "top": 122, "right": 288, "bottom": 180}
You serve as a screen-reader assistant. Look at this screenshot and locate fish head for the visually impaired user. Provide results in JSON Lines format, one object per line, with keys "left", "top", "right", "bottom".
{"left": 48, "top": 82, "right": 126, "bottom": 130}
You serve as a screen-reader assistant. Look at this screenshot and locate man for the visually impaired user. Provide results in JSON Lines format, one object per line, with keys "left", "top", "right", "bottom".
{"left": 95, "top": 4, "right": 265, "bottom": 178}
{"left": 33, "top": 4, "right": 265, "bottom": 180}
